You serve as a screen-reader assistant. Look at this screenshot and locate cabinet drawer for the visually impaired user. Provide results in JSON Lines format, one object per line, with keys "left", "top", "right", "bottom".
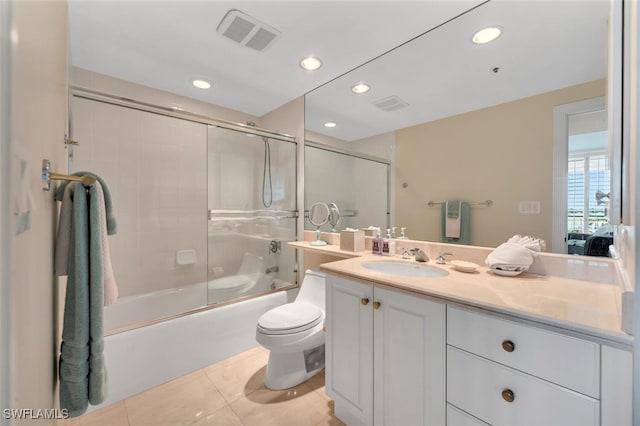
{"left": 447, "top": 306, "right": 599, "bottom": 397}
{"left": 447, "top": 404, "right": 489, "bottom": 426}
{"left": 447, "top": 346, "right": 599, "bottom": 426}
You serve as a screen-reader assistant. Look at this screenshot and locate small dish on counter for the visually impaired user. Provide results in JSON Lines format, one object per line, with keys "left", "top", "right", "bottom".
{"left": 490, "top": 267, "right": 525, "bottom": 277}
{"left": 450, "top": 260, "right": 480, "bottom": 273}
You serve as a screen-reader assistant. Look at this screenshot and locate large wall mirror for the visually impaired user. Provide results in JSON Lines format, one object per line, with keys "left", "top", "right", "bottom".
{"left": 304, "top": 0, "right": 621, "bottom": 256}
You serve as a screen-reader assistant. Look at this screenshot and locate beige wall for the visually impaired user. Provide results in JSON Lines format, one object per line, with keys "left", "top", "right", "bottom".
{"left": 9, "top": 0, "right": 68, "bottom": 419}
{"left": 395, "top": 80, "right": 605, "bottom": 248}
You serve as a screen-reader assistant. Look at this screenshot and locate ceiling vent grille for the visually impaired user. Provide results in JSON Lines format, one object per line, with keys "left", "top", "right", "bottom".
{"left": 373, "top": 96, "right": 410, "bottom": 112}
{"left": 217, "top": 9, "right": 281, "bottom": 52}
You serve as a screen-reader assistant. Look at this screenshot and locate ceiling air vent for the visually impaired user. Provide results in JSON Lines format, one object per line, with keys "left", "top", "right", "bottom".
{"left": 217, "top": 9, "right": 281, "bottom": 52}
{"left": 373, "top": 96, "right": 410, "bottom": 112}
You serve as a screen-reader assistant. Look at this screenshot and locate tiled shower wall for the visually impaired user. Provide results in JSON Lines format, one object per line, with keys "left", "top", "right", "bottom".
{"left": 71, "top": 96, "right": 208, "bottom": 298}
{"left": 207, "top": 126, "right": 298, "bottom": 285}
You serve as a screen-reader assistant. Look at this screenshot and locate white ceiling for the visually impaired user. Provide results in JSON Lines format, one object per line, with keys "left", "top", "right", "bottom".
{"left": 68, "top": 0, "right": 482, "bottom": 117}
{"left": 68, "top": 1, "right": 610, "bottom": 142}
{"left": 305, "top": 0, "right": 610, "bottom": 141}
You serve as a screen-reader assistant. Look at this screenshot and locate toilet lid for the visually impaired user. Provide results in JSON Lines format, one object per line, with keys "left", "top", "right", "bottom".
{"left": 208, "top": 273, "right": 259, "bottom": 291}
{"left": 257, "top": 302, "right": 322, "bottom": 335}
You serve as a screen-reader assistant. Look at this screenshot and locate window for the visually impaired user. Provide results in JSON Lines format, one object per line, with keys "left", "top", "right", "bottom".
{"left": 567, "top": 150, "right": 610, "bottom": 234}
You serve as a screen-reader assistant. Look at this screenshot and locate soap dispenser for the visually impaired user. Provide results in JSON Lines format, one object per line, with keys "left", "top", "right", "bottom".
{"left": 372, "top": 228, "right": 382, "bottom": 255}
{"left": 382, "top": 229, "right": 395, "bottom": 256}
{"left": 398, "top": 227, "right": 408, "bottom": 240}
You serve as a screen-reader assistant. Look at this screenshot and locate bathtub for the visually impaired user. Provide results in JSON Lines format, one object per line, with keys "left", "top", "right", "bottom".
{"left": 105, "top": 276, "right": 290, "bottom": 331}
{"left": 90, "top": 282, "right": 296, "bottom": 413}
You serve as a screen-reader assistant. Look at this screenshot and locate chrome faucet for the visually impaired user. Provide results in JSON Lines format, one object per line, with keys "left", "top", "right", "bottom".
{"left": 435, "top": 252, "right": 453, "bottom": 264}
{"left": 410, "top": 248, "right": 429, "bottom": 262}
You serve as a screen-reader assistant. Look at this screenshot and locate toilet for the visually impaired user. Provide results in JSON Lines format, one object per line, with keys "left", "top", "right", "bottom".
{"left": 256, "top": 269, "right": 326, "bottom": 390}
{"left": 207, "top": 252, "right": 265, "bottom": 303}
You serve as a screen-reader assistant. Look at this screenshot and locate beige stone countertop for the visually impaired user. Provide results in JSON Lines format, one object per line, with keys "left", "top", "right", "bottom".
{"left": 320, "top": 254, "right": 632, "bottom": 347}
{"left": 289, "top": 240, "right": 366, "bottom": 259}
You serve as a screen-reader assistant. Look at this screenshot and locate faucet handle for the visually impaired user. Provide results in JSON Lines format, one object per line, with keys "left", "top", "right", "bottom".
{"left": 401, "top": 248, "right": 411, "bottom": 259}
{"left": 436, "top": 252, "right": 453, "bottom": 264}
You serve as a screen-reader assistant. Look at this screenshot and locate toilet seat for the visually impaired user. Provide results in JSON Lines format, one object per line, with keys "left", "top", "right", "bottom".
{"left": 257, "top": 302, "right": 322, "bottom": 335}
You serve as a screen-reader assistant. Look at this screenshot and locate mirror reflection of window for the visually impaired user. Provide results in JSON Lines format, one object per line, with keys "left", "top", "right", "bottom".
{"left": 565, "top": 108, "right": 613, "bottom": 257}
{"left": 567, "top": 110, "right": 609, "bottom": 234}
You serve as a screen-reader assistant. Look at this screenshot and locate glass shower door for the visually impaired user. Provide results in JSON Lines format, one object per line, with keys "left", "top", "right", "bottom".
{"left": 207, "top": 126, "right": 297, "bottom": 305}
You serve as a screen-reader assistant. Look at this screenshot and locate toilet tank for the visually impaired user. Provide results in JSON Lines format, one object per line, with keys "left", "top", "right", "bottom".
{"left": 295, "top": 269, "right": 326, "bottom": 313}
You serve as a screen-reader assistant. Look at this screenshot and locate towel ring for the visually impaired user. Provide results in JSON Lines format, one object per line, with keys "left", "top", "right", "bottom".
{"left": 42, "top": 159, "right": 97, "bottom": 191}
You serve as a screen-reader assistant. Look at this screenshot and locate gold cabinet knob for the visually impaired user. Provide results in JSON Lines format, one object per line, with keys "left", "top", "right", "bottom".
{"left": 361, "top": 297, "right": 370, "bottom": 306}
{"left": 501, "top": 389, "right": 515, "bottom": 403}
{"left": 502, "top": 340, "right": 516, "bottom": 353}
{"left": 373, "top": 301, "right": 381, "bottom": 310}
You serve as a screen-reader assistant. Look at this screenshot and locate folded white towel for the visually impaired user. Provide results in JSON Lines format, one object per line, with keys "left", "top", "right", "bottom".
{"left": 506, "top": 234, "right": 545, "bottom": 253}
{"left": 485, "top": 235, "right": 545, "bottom": 271}
{"left": 485, "top": 242, "right": 534, "bottom": 271}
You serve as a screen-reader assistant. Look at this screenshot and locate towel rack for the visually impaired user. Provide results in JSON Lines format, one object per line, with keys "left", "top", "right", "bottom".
{"left": 41, "top": 159, "right": 96, "bottom": 191}
{"left": 428, "top": 200, "right": 493, "bottom": 207}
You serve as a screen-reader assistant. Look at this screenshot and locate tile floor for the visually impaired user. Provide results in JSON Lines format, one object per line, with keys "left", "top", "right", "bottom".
{"left": 62, "top": 346, "right": 344, "bottom": 426}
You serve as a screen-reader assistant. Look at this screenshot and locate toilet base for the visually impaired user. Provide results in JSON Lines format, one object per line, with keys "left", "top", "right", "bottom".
{"left": 264, "top": 345, "right": 325, "bottom": 390}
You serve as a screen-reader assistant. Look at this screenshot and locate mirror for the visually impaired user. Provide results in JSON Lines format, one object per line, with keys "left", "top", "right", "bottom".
{"left": 304, "top": 143, "right": 391, "bottom": 233}
{"left": 328, "top": 203, "right": 342, "bottom": 232}
{"left": 304, "top": 0, "right": 617, "bottom": 255}
{"left": 308, "top": 202, "right": 330, "bottom": 246}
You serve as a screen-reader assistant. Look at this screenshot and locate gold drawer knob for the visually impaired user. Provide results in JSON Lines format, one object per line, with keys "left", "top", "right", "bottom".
{"left": 373, "top": 301, "right": 381, "bottom": 310}
{"left": 502, "top": 389, "right": 515, "bottom": 403}
{"left": 502, "top": 340, "right": 515, "bottom": 353}
{"left": 361, "top": 297, "right": 370, "bottom": 306}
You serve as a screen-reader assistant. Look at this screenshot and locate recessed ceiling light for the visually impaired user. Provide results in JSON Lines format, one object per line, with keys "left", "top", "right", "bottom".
{"left": 472, "top": 26, "right": 502, "bottom": 44}
{"left": 192, "top": 79, "right": 211, "bottom": 89}
{"left": 324, "top": 122, "right": 336, "bottom": 128}
{"left": 351, "top": 83, "right": 370, "bottom": 94}
{"left": 300, "top": 56, "right": 322, "bottom": 71}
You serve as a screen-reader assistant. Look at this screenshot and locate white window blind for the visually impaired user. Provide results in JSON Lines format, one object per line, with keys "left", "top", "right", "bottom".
{"left": 567, "top": 151, "right": 610, "bottom": 234}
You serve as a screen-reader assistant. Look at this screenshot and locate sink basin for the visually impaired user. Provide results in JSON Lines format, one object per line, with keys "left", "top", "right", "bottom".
{"left": 362, "top": 261, "right": 448, "bottom": 278}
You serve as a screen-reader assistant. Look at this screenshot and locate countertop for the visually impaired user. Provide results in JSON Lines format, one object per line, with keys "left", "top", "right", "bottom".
{"left": 318, "top": 253, "right": 632, "bottom": 347}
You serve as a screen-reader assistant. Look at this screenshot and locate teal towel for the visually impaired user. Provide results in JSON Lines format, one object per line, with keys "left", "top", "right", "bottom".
{"left": 59, "top": 182, "right": 106, "bottom": 417}
{"left": 441, "top": 201, "right": 470, "bottom": 244}
{"left": 56, "top": 172, "right": 116, "bottom": 235}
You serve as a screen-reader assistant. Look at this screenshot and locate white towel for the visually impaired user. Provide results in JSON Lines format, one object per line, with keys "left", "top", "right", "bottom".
{"left": 485, "top": 235, "right": 545, "bottom": 271}
{"left": 96, "top": 183, "right": 118, "bottom": 306}
{"left": 485, "top": 242, "right": 534, "bottom": 271}
{"left": 445, "top": 201, "right": 461, "bottom": 239}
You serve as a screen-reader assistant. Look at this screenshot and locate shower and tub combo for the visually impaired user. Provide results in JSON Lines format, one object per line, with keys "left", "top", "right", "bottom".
{"left": 69, "top": 89, "right": 300, "bottom": 409}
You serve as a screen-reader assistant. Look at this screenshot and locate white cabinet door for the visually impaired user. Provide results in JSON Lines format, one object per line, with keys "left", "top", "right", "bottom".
{"left": 373, "top": 286, "right": 446, "bottom": 426}
{"left": 326, "top": 274, "right": 374, "bottom": 426}
{"left": 600, "top": 345, "right": 632, "bottom": 426}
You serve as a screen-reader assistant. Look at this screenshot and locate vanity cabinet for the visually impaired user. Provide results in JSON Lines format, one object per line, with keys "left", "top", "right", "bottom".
{"left": 324, "top": 271, "right": 632, "bottom": 426}
{"left": 325, "top": 273, "right": 446, "bottom": 426}
{"left": 447, "top": 306, "right": 632, "bottom": 426}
